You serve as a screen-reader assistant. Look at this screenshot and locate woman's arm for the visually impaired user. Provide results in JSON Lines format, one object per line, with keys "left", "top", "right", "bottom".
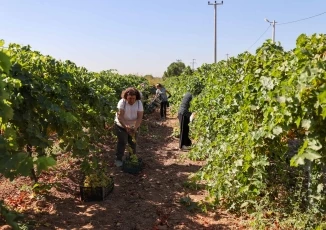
{"left": 117, "top": 109, "right": 127, "bottom": 129}
{"left": 135, "top": 111, "right": 144, "bottom": 129}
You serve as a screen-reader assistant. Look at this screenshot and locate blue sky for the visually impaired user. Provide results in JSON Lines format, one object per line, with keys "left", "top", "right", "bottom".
{"left": 1, "top": 0, "right": 325, "bottom": 77}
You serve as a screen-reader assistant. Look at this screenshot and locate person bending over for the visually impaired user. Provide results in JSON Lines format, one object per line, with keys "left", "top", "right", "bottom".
{"left": 178, "top": 92, "right": 193, "bottom": 150}
{"left": 114, "top": 87, "right": 144, "bottom": 166}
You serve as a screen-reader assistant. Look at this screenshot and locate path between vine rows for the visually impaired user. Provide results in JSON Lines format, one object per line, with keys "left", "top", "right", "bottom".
{"left": 0, "top": 109, "right": 246, "bottom": 230}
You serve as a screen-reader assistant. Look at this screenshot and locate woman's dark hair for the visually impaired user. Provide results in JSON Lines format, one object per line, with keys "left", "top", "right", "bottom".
{"left": 121, "top": 87, "right": 141, "bottom": 100}
{"left": 155, "top": 83, "right": 162, "bottom": 88}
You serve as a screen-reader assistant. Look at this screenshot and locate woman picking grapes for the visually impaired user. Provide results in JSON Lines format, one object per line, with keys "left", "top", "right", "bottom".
{"left": 114, "top": 87, "right": 144, "bottom": 167}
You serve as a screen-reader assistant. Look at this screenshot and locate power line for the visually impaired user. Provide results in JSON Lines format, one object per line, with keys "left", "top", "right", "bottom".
{"left": 247, "top": 25, "right": 271, "bottom": 51}
{"left": 246, "top": 11, "right": 326, "bottom": 52}
{"left": 278, "top": 11, "right": 326, "bottom": 25}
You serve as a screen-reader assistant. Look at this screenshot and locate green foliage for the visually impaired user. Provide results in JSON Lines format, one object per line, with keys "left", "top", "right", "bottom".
{"left": 32, "top": 182, "right": 57, "bottom": 195}
{"left": 166, "top": 33, "right": 326, "bottom": 228}
{"left": 1, "top": 40, "right": 147, "bottom": 226}
{"left": 179, "top": 195, "right": 199, "bottom": 212}
{"left": 0, "top": 40, "right": 146, "bottom": 191}
{"left": 35, "top": 156, "right": 56, "bottom": 176}
{"left": 0, "top": 201, "right": 24, "bottom": 230}
{"left": 96, "top": 70, "right": 147, "bottom": 99}
{"left": 0, "top": 53, "right": 11, "bottom": 75}
{"left": 164, "top": 70, "right": 206, "bottom": 114}
{"left": 163, "top": 61, "right": 187, "bottom": 79}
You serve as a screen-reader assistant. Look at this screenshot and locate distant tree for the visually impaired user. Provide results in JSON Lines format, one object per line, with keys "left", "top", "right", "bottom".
{"left": 183, "top": 66, "right": 194, "bottom": 75}
{"left": 143, "top": 74, "right": 162, "bottom": 86}
{"left": 144, "top": 74, "right": 154, "bottom": 81}
{"left": 162, "top": 61, "right": 186, "bottom": 79}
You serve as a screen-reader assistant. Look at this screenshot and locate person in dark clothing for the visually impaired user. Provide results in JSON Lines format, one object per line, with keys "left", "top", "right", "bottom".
{"left": 178, "top": 92, "right": 193, "bottom": 150}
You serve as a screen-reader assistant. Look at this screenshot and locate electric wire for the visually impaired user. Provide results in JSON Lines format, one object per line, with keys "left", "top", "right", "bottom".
{"left": 278, "top": 11, "right": 326, "bottom": 25}
{"left": 247, "top": 25, "right": 271, "bottom": 51}
{"left": 246, "top": 11, "right": 325, "bottom": 51}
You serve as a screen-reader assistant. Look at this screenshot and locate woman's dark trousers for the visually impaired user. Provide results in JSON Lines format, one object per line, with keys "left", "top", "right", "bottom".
{"left": 160, "top": 101, "right": 168, "bottom": 118}
{"left": 178, "top": 113, "right": 192, "bottom": 148}
{"left": 115, "top": 124, "right": 137, "bottom": 160}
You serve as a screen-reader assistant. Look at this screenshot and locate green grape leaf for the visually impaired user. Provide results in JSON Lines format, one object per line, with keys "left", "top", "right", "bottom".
{"left": 260, "top": 76, "right": 275, "bottom": 90}
{"left": 301, "top": 119, "right": 311, "bottom": 130}
{"left": 322, "top": 107, "right": 326, "bottom": 119}
{"left": 35, "top": 156, "right": 57, "bottom": 175}
{"left": 0, "top": 51, "right": 11, "bottom": 74}
{"left": 317, "top": 184, "right": 324, "bottom": 193}
{"left": 291, "top": 149, "right": 322, "bottom": 167}
{"left": 318, "top": 90, "right": 326, "bottom": 104}
{"left": 272, "top": 126, "right": 283, "bottom": 135}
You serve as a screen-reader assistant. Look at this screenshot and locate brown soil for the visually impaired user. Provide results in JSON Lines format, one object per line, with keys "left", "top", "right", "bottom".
{"left": 0, "top": 110, "right": 246, "bottom": 230}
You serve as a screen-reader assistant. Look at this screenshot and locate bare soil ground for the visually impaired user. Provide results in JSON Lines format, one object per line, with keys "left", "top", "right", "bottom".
{"left": 0, "top": 109, "right": 247, "bottom": 230}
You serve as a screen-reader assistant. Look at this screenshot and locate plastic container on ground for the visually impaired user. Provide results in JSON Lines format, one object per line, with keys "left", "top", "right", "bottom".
{"left": 80, "top": 177, "right": 114, "bottom": 202}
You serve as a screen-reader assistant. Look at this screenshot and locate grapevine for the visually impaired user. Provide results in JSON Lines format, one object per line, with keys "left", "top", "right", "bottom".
{"left": 165, "top": 34, "right": 326, "bottom": 227}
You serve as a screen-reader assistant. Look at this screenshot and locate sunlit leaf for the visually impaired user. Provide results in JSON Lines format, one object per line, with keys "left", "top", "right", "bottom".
{"left": 0, "top": 51, "right": 11, "bottom": 74}
{"left": 35, "top": 156, "right": 57, "bottom": 175}
{"left": 301, "top": 119, "right": 311, "bottom": 130}
{"left": 272, "top": 126, "right": 283, "bottom": 135}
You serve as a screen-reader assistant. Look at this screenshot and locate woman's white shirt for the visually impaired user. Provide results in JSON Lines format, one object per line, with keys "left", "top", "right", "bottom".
{"left": 115, "top": 99, "right": 143, "bottom": 127}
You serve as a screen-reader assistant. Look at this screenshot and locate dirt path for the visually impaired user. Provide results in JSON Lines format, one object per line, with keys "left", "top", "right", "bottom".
{"left": 0, "top": 110, "right": 244, "bottom": 230}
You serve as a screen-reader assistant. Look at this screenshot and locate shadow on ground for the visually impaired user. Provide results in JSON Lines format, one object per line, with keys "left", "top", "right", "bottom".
{"left": 18, "top": 110, "right": 240, "bottom": 230}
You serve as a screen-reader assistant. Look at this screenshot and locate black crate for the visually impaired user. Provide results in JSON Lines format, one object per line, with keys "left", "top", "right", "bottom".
{"left": 122, "top": 157, "right": 144, "bottom": 174}
{"left": 80, "top": 177, "right": 114, "bottom": 202}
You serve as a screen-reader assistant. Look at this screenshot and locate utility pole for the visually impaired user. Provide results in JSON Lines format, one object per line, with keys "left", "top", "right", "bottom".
{"left": 226, "top": 53, "right": 229, "bottom": 61}
{"left": 264, "top": 18, "right": 277, "bottom": 42}
{"left": 208, "top": 1, "right": 223, "bottom": 63}
{"left": 190, "top": 59, "right": 197, "bottom": 70}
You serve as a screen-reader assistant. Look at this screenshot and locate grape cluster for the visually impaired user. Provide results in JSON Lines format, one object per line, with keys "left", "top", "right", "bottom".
{"left": 84, "top": 171, "right": 111, "bottom": 187}
{"left": 130, "top": 126, "right": 136, "bottom": 143}
{"left": 129, "top": 154, "right": 138, "bottom": 164}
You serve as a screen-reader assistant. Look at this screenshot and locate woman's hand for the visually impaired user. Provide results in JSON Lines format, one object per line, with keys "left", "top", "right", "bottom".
{"left": 190, "top": 113, "right": 195, "bottom": 122}
{"left": 126, "top": 125, "right": 136, "bottom": 135}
